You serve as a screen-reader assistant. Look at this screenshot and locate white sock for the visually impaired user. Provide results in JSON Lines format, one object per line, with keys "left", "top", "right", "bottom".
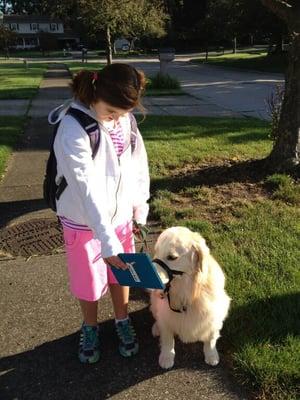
{"left": 115, "top": 316, "right": 129, "bottom": 324}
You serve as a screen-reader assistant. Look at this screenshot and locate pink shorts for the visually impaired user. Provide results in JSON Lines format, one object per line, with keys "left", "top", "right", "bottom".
{"left": 62, "top": 221, "right": 134, "bottom": 301}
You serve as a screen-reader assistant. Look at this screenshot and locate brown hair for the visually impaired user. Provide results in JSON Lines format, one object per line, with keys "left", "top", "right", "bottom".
{"left": 71, "top": 63, "right": 146, "bottom": 110}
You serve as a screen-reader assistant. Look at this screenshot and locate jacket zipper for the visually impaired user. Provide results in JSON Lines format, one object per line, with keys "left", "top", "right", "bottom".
{"left": 111, "top": 157, "right": 121, "bottom": 224}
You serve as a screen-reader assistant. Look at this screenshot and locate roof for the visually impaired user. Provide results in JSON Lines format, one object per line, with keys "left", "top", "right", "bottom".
{"left": 3, "top": 15, "right": 63, "bottom": 24}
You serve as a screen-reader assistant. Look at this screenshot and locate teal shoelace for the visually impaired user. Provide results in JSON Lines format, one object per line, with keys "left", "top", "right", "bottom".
{"left": 116, "top": 322, "right": 136, "bottom": 343}
{"left": 82, "top": 326, "right": 98, "bottom": 349}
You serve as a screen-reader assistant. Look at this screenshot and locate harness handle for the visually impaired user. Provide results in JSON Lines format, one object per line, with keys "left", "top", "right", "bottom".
{"left": 152, "top": 258, "right": 186, "bottom": 313}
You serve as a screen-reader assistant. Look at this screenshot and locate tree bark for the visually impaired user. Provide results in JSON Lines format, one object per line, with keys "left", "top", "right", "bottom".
{"left": 261, "top": 0, "right": 300, "bottom": 173}
{"left": 105, "top": 25, "right": 112, "bottom": 65}
{"left": 267, "top": 32, "right": 300, "bottom": 172}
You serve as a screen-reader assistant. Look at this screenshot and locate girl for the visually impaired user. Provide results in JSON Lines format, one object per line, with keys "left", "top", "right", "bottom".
{"left": 48, "top": 63, "right": 150, "bottom": 363}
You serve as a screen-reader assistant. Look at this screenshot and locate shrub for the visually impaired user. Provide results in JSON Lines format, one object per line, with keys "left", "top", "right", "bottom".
{"left": 147, "top": 73, "right": 180, "bottom": 90}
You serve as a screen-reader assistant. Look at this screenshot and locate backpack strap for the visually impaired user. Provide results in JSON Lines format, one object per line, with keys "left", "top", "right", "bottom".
{"left": 56, "top": 107, "right": 101, "bottom": 201}
{"left": 67, "top": 107, "right": 100, "bottom": 159}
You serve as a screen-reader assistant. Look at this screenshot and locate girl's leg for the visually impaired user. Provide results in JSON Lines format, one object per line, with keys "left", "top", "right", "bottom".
{"left": 110, "top": 283, "right": 138, "bottom": 357}
{"left": 107, "top": 222, "right": 138, "bottom": 357}
{"left": 108, "top": 221, "right": 134, "bottom": 319}
{"left": 109, "top": 284, "right": 129, "bottom": 319}
{"left": 79, "top": 299, "right": 98, "bottom": 326}
{"left": 78, "top": 299, "right": 100, "bottom": 364}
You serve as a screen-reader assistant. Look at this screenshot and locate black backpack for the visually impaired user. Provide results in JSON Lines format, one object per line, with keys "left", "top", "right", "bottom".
{"left": 43, "top": 107, "right": 101, "bottom": 212}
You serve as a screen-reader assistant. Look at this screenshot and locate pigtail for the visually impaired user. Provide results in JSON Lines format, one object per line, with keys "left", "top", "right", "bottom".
{"left": 70, "top": 70, "right": 97, "bottom": 105}
{"left": 136, "top": 69, "right": 147, "bottom": 94}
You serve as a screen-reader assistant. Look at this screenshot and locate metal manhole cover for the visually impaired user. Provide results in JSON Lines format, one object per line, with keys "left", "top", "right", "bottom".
{"left": 0, "top": 219, "right": 64, "bottom": 257}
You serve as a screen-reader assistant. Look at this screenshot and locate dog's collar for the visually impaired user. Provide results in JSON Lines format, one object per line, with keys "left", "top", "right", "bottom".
{"left": 152, "top": 258, "right": 186, "bottom": 313}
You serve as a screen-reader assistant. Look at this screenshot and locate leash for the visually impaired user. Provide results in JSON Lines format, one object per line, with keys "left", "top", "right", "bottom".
{"left": 133, "top": 220, "right": 150, "bottom": 252}
{"left": 152, "top": 258, "right": 186, "bottom": 313}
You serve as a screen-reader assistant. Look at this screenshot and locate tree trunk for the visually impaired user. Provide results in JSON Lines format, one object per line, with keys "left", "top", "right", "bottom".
{"left": 261, "top": 0, "right": 300, "bottom": 174}
{"left": 267, "top": 33, "right": 300, "bottom": 173}
{"left": 249, "top": 34, "right": 254, "bottom": 47}
{"left": 4, "top": 38, "right": 9, "bottom": 59}
{"left": 105, "top": 25, "right": 112, "bottom": 65}
{"left": 232, "top": 37, "right": 237, "bottom": 54}
{"left": 129, "top": 37, "right": 136, "bottom": 51}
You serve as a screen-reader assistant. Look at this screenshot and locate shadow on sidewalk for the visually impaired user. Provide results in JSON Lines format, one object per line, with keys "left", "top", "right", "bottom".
{"left": 0, "top": 199, "right": 47, "bottom": 228}
{"left": 0, "top": 306, "right": 242, "bottom": 400}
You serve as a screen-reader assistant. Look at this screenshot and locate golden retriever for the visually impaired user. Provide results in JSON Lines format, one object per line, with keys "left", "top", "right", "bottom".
{"left": 150, "top": 226, "right": 231, "bottom": 369}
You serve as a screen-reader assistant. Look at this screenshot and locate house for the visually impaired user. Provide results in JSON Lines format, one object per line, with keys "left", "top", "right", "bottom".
{"left": 0, "top": 14, "right": 80, "bottom": 50}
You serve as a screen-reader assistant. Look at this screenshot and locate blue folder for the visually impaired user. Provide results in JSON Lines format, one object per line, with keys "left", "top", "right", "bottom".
{"left": 110, "top": 253, "right": 165, "bottom": 289}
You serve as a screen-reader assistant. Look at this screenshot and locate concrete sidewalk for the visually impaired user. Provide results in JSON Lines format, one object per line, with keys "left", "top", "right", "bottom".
{"left": 142, "top": 94, "right": 240, "bottom": 118}
{"left": 0, "top": 59, "right": 253, "bottom": 118}
{"left": 116, "top": 58, "right": 284, "bottom": 120}
{"left": 0, "top": 64, "right": 249, "bottom": 400}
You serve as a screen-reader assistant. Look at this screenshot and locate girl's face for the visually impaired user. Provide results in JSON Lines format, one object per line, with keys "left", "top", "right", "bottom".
{"left": 92, "top": 100, "right": 132, "bottom": 122}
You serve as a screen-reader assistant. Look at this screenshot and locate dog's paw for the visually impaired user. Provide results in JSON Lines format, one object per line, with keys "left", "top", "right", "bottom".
{"left": 204, "top": 349, "right": 219, "bottom": 366}
{"left": 152, "top": 322, "right": 160, "bottom": 337}
{"left": 159, "top": 350, "right": 175, "bottom": 369}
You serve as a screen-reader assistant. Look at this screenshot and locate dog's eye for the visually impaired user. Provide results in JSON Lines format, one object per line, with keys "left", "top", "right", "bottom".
{"left": 167, "top": 254, "right": 178, "bottom": 261}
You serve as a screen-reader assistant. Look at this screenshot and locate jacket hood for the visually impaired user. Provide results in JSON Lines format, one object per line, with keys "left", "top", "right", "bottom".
{"left": 48, "top": 99, "right": 98, "bottom": 125}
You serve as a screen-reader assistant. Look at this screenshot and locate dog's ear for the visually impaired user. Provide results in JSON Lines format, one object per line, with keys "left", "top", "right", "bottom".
{"left": 192, "top": 234, "right": 210, "bottom": 272}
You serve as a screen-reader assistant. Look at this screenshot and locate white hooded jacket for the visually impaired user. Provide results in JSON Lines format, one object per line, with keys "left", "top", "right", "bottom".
{"left": 48, "top": 100, "right": 150, "bottom": 258}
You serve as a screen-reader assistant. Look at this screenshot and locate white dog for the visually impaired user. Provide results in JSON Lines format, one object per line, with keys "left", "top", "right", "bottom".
{"left": 150, "top": 226, "right": 231, "bottom": 369}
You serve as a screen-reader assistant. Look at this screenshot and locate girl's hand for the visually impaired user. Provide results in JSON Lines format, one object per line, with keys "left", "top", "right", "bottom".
{"left": 132, "top": 223, "right": 141, "bottom": 235}
{"left": 103, "top": 255, "right": 128, "bottom": 270}
{"left": 133, "top": 220, "right": 150, "bottom": 252}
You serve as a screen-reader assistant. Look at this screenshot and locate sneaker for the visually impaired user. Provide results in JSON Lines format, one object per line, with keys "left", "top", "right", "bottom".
{"left": 78, "top": 323, "right": 100, "bottom": 364}
{"left": 115, "top": 318, "right": 139, "bottom": 357}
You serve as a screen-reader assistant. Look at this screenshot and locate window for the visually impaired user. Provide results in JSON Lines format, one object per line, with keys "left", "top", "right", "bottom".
{"left": 10, "top": 23, "right": 19, "bottom": 31}
{"left": 50, "top": 23, "right": 58, "bottom": 31}
{"left": 16, "top": 38, "right": 24, "bottom": 46}
{"left": 25, "top": 37, "right": 39, "bottom": 47}
{"left": 30, "top": 23, "right": 39, "bottom": 31}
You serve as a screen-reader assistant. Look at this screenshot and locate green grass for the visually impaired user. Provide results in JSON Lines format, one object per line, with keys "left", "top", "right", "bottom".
{"left": 194, "top": 52, "right": 287, "bottom": 74}
{"left": 215, "top": 202, "right": 299, "bottom": 400}
{"left": 138, "top": 115, "right": 271, "bottom": 178}
{"left": 65, "top": 61, "right": 104, "bottom": 75}
{"left": 0, "top": 61, "right": 46, "bottom": 179}
{"left": 0, "top": 116, "right": 26, "bottom": 179}
{"left": 0, "top": 61, "right": 47, "bottom": 99}
{"left": 140, "top": 115, "right": 300, "bottom": 400}
{"left": 265, "top": 174, "right": 300, "bottom": 205}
